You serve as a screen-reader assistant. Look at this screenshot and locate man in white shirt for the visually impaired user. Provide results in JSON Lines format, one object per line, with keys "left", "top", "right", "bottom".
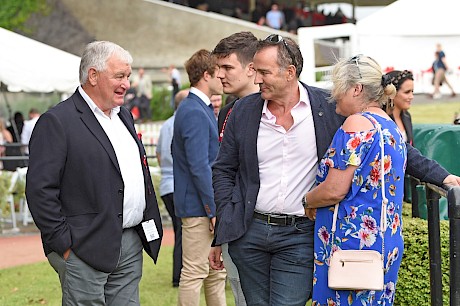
{"left": 21, "top": 108, "right": 40, "bottom": 155}
{"left": 26, "top": 41, "right": 163, "bottom": 305}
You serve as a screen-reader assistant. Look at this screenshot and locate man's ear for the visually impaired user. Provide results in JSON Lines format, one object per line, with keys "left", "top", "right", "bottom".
{"left": 247, "top": 62, "right": 255, "bottom": 77}
{"left": 88, "top": 68, "right": 98, "bottom": 86}
{"left": 287, "top": 65, "right": 296, "bottom": 81}
{"left": 203, "top": 70, "right": 211, "bottom": 82}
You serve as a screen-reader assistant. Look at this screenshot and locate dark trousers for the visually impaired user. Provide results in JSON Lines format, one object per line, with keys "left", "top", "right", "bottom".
{"left": 138, "top": 95, "right": 152, "bottom": 121}
{"left": 161, "top": 193, "right": 182, "bottom": 285}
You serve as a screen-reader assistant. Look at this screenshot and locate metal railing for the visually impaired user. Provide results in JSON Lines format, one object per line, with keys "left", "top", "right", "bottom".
{"left": 0, "top": 143, "right": 157, "bottom": 163}
{"left": 409, "top": 177, "right": 460, "bottom": 306}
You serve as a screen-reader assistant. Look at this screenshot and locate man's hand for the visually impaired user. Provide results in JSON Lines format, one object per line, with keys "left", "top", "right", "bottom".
{"left": 209, "top": 246, "right": 224, "bottom": 270}
{"left": 209, "top": 217, "right": 216, "bottom": 233}
{"left": 305, "top": 208, "right": 316, "bottom": 221}
{"left": 63, "top": 248, "right": 71, "bottom": 260}
{"left": 443, "top": 174, "right": 460, "bottom": 187}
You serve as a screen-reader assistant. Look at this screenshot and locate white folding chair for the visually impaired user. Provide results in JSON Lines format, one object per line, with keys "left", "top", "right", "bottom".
{"left": 0, "top": 170, "right": 20, "bottom": 232}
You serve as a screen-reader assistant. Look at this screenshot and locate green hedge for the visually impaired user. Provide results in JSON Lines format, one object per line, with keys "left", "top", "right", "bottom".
{"left": 396, "top": 204, "right": 450, "bottom": 305}
{"left": 150, "top": 86, "right": 174, "bottom": 121}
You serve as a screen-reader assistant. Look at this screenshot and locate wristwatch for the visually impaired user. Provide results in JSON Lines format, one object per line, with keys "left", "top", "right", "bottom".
{"left": 301, "top": 194, "right": 308, "bottom": 209}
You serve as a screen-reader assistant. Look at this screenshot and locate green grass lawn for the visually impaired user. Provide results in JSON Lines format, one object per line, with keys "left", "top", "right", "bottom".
{"left": 0, "top": 246, "right": 235, "bottom": 306}
{"left": 410, "top": 100, "right": 460, "bottom": 124}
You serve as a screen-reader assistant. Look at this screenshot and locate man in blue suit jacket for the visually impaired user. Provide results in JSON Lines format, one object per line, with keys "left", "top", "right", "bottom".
{"left": 212, "top": 35, "right": 460, "bottom": 306}
{"left": 172, "top": 49, "right": 227, "bottom": 306}
{"left": 26, "top": 41, "right": 162, "bottom": 305}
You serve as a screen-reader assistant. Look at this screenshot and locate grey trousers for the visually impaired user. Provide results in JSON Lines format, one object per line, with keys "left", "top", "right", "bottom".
{"left": 47, "top": 228, "right": 143, "bottom": 306}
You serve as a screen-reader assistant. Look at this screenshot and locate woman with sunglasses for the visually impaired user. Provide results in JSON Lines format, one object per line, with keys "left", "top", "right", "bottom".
{"left": 303, "top": 55, "right": 407, "bottom": 305}
{"left": 384, "top": 70, "right": 415, "bottom": 146}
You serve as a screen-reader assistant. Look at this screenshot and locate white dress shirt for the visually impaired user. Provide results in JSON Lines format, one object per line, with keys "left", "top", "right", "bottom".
{"left": 255, "top": 82, "right": 318, "bottom": 216}
{"left": 79, "top": 86, "right": 146, "bottom": 228}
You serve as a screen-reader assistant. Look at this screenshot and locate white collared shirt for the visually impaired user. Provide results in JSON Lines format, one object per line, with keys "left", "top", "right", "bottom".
{"left": 255, "top": 82, "right": 318, "bottom": 216}
{"left": 190, "top": 87, "right": 212, "bottom": 108}
{"left": 78, "top": 86, "right": 146, "bottom": 228}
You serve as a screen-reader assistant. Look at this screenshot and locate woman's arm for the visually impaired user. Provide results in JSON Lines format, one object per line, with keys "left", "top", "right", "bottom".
{"left": 305, "top": 165, "right": 357, "bottom": 209}
{"left": 304, "top": 113, "right": 374, "bottom": 209}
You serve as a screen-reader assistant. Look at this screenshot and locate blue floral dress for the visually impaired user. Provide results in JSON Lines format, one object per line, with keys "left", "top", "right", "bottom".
{"left": 312, "top": 113, "right": 407, "bottom": 306}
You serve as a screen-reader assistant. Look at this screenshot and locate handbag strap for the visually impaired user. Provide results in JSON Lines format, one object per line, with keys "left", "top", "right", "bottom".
{"left": 331, "top": 117, "right": 388, "bottom": 253}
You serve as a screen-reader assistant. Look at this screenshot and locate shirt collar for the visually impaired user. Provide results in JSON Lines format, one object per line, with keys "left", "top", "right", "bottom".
{"left": 78, "top": 86, "right": 121, "bottom": 118}
{"left": 262, "top": 81, "right": 310, "bottom": 119}
{"left": 190, "top": 87, "right": 211, "bottom": 107}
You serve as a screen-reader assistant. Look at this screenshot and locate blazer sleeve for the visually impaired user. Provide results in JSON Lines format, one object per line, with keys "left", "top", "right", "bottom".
{"left": 26, "top": 112, "right": 71, "bottom": 255}
{"left": 182, "top": 107, "right": 216, "bottom": 217}
{"left": 406, "top": 144, "right": 449, "bottom": 186}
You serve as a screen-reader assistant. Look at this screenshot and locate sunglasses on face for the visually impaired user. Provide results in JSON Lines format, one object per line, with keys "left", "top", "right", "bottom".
{"left": 264, "top": 34, "right": 296, "bottom": 66}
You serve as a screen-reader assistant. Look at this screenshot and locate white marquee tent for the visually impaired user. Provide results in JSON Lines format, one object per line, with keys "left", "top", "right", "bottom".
{"left": 0, "top": 27, "right": 80, "bottom": 93}
{"left": 298, "top": 0, "right": 460, "bottom": 94}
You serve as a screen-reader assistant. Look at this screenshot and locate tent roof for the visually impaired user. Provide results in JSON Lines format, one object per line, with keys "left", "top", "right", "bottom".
{"left": 357, "top": 0, "right": 460, "bottom": 36}
{"left": 0, "top": 27, "right": 80, "bottom": 93}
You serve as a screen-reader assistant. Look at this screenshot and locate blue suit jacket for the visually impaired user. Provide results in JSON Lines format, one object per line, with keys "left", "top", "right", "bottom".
{"left": 212, "top": 82, "right": 449, "bottom": 246}
{"left": 172, "top": 92, "right": 218, "bottom": 218}
{"left": 26, "top": 89, "right": 163, "bottom": 273}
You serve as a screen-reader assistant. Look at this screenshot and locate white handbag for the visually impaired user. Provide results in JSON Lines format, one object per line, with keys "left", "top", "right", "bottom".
{"left": 328, "top": 121, "right": 387, "bottom": 291}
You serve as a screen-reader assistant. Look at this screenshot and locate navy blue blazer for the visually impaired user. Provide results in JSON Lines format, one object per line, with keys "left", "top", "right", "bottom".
{"left": 172, "top": 92, "right": 218, "bottom": 218}
{"left": 212, "top": 82, "right": 449, "bottom": 246}
{"left": 26, "top": 89, "right": 163, "bottom": 273}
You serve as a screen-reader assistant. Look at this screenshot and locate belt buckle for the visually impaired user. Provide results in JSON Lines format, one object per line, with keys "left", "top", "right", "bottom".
{"left": 267, "top": 215, "right": 279, "bottom": 226}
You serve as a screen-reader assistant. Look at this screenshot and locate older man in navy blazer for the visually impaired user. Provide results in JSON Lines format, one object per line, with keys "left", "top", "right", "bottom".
{"left": 212, "top": 34, "right": 460, "bottom": 306}
{"left": 26, "top": 41, "right": 162, "bottom": 305}
{"left": 172, "top": 49, "right": 227, "bottom": 306}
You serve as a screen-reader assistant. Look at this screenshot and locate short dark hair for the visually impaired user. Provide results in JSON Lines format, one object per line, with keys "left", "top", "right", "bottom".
{"left": 185, "top": 49, "right": 218, "bottom": 86}
{"left": 212, "top": 31, "right": 258, "bottom": 67}
{"left": 257, "top": 36, "right": 303, "bottom": 78}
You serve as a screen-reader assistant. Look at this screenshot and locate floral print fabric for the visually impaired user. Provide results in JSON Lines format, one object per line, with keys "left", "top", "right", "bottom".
{"left": 312, "top": 113, "right": 407, "bottom": 306}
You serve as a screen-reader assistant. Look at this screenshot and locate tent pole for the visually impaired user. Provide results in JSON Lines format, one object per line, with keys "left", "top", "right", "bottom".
{"left": 352, "top": 0, "right": 357, "bottom": 23}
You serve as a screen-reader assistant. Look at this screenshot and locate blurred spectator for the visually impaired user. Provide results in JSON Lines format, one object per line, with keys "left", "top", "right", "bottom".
{"left": 131, "top": 68, "right": 153, "bottom": 121}
{"left": 156, "top": 88, "right": 190, "bottom": 287}
{"left": 21, "top": 108, "right": 41, "bottom": 155}
{"left": 251, "top": 1, "right": 267, "bottom": 25}
{"left": 163, "top": 64, "right": 182, "bottom": 109}
{"left": 232, "top": 6, "right": 244, "bottom": 19}
{"left": 432, "top": 43, "right": 456, "bottom": 99}
{"left": 211, "top": 94, "right": 222, "bottom": 119}
{"left": 4, "top": 112, "right": 26, "bottom": 170}
{"left": 265, "top": 3, "right": 285, "bottom": 30}
{"left": 7, "top": 111, "right": 24, "bottom": 143}
{"left": 0, "top": 117, "right": 13, "bottom": 170}
{"left": 288, "top": 8, "right": 307, "bottom": 33}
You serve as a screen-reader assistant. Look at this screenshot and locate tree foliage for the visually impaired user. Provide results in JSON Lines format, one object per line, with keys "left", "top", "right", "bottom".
{"left": 0, "top": 0, "right": 49, "bottom": 32}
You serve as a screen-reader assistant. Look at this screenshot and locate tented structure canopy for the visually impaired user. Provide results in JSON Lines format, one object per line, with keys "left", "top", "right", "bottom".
{"left": 0, "top": 27, "right": 80, "bottom": 93}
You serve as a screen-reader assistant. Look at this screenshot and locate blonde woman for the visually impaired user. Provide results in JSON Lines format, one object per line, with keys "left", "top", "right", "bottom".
{"left": 305, "top": 55, "right": 407, "bottom": 305}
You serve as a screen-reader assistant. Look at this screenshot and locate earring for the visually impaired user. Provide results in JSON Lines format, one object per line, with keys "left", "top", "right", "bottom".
{"left": 388, "top": 99, "right": 394, "bottom": 108}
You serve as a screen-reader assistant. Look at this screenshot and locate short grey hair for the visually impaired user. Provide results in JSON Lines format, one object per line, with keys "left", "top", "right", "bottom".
{"left": 79, "top": 41, "right": 133, "bottom": 84}
{"left": 330, "top": 55, "right": 396, "bottom": 107}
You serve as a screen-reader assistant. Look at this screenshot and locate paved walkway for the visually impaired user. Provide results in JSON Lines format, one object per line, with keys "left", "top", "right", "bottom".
{"left": 0, "top": 224, "right": 175, "bottom": 269}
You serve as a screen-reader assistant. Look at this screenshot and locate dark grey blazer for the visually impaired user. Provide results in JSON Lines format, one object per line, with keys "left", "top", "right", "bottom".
{"left": 212, "top": 82, "right": 449, "bottom": 246}
{"left": 26, "top": 89, "right": 163, "bottom": 273}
